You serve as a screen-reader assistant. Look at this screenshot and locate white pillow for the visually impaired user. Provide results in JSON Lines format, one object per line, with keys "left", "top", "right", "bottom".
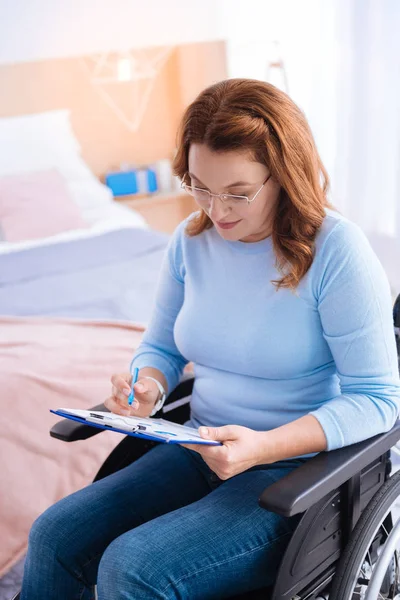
{"left": 67, "top": 179, "right": 113, "bottom": 211}
{"left": 0, "top": 110, "right": 110, "bottom": 208}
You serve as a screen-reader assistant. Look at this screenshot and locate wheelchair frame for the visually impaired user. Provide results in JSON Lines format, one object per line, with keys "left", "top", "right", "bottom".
{"left": 13, "top": 295, "right": 400, "bottom": 600}
{"left": 45, "top": 374, "right": 400, "bottom": 600}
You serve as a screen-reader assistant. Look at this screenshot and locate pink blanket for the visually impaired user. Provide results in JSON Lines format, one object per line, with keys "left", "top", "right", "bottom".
{"left": 0, "top": 316, "right": 145, "bottom": 577}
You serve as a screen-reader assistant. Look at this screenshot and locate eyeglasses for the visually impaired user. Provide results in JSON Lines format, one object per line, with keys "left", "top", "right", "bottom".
{"left": 181, "top": 173, "right": 271, "bottom": 210}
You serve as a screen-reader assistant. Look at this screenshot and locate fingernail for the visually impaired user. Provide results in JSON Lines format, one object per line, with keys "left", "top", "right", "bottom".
{"left": 131, "top": 402, "right": 139, "bottom": 410}
{"left": 135, "top": 383, "right": 145, "bottom": 392}
{"left": 200, "top": 427, "right": 209, "bottom": 436}
{"left": 123, "top": 389, "right": 130, "bottom": 396}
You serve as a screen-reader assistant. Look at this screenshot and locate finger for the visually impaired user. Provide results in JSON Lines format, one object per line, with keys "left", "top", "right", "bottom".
{"left": 111, "top": 374, "right": 132, "bottom": 392}
{"left": 199, "top": 425, "right": 236, "bottom": 443}
{"left": 104, "top": 396, "right": 134, "bottom": 416}
{"left": 110, "top": 390, "right": 143, "bottom": 414}
{"left": 111, "top": 377, "right": 133, "bottom": 403}
{"left": 113, "top": 390, "right": 142, "bottom": 413}
{"left": 108, "top": 390, "right": 140, "bottom": 412}
{"left": 114, "top": 389, "right": 131, "bottom": 403}
{"left": 179, "top": 442, "right": 222, "bottom": 456}
{"left": 179, "top": 443, "right": 203, "bottom": 454}
{"left": 111, "top": 383, "right": 130, "bottom": 402}
{"left": 119, "top": 396, "right": 137, "bottom": 412}
{"left": 133, "top": 379, "right": 153, "bottom": 396}
{"left": 131, "top": 379, "right": 157, "bottom": 404}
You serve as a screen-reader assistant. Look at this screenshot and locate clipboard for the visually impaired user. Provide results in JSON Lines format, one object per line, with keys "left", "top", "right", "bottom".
{"left": 50, "top": 408, "right": 222, "bottom": 446}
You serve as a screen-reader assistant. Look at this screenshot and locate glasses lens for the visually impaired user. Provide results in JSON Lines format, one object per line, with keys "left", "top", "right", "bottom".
{"left": 183, "top": 184, "right": 249, "bottom": 210}
{"left": 189, "top": 187, "right": 210, "bottom": 206}
{"left": 222, "top": 194, "right": 248, "bottom": 205}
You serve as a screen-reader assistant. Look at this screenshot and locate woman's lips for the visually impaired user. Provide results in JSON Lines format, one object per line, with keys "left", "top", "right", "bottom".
{"left": 216, "top": 219, "right": 241, "bottom": 230}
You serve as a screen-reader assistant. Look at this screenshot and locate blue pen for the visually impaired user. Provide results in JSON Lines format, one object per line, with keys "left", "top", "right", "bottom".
{"left": 128, "top": 367, "right": 139, "bottom": 406}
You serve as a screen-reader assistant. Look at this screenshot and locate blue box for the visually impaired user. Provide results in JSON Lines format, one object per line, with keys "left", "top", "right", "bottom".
{"left": 147, "top": 168, "right": 158, "bottom": 193}
{"left": 105, "top": 171, "right": 138, "bottom": 196}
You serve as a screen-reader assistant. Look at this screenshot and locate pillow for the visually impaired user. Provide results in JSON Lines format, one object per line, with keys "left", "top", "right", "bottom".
{"left": 0, "top": 110, "right": 112, "bottom": 209}
{"left": 0, "top": 169, "right": 87, "bottom": 242}
{"left": 67, "top": 178, "right": 114, "bottom": 212}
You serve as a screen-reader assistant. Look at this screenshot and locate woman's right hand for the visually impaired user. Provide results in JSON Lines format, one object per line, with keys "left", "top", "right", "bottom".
{"left": 105, "top": 372, "right": 160, "bottom": 418}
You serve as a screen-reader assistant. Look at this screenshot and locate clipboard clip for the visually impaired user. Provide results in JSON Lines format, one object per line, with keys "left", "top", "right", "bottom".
{"left": 87, "top": 413, "right": 142, "bottom": 433}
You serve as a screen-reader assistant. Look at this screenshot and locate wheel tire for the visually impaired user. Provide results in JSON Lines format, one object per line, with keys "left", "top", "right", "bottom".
{"left": 329, "top": 469, "right": 400, "bottom": 600}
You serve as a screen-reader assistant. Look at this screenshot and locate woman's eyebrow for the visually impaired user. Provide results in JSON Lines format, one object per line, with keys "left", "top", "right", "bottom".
{"left": 188, "top": 172, "right": 252, "bottom": 188}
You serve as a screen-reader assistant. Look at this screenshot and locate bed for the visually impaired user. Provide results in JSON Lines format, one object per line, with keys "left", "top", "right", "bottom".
{"left": 0, "top": 110, "right": 171, "bottom": 597}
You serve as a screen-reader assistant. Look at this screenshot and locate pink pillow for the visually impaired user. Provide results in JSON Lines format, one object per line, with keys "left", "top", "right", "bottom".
{"left": 0, "top": 169, "right": 87, "bottom": 242}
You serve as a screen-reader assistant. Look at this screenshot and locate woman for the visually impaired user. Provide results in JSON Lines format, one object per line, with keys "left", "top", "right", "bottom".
{"left": 21, "top": 79, "right": 400, "bottom": 599}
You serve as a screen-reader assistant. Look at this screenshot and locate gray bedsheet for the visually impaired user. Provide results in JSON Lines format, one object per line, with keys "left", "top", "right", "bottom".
{"left": 0, "top": 559, "right": 24, "bottom": 600}
{"left": 0, "top": 227, "right": 169, "bottom": 324}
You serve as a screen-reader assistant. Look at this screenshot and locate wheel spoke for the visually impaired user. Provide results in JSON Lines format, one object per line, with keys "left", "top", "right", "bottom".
{"left": 368, "top": 548, "right": 373, "bottom": 568}
{"left": 330, "top": 472, "right": 400, "bottom": 600}
{"left": 395, "top": 550, "right": 400, "bottom": 592}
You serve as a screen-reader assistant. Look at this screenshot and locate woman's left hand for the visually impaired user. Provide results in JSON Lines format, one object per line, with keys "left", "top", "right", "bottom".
{"left": 181, "top": 425, "right": 268, "bottom": 480}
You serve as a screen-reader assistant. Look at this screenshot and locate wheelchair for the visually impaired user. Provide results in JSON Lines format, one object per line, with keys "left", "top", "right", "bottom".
{"left": 12, "top": 294, "right": 400, "bottom": 600}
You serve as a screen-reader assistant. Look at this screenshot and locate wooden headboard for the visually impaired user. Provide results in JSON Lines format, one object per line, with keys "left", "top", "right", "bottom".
{"left": 0, "top": 41, "right": 227, "bottom": 177}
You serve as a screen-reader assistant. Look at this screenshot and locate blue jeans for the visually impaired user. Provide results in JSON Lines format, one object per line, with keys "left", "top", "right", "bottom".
{"left": 21, "top": 443, "right": 306, "bottom": 600}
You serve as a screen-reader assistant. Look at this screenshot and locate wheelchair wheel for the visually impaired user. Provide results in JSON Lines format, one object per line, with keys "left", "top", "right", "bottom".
{"left": 329, "top": 469, "right": 400, "bottom": 600}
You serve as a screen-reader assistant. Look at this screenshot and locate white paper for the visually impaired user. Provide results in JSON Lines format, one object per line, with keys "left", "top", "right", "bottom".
{"left": 56, "top": 408, "right": 221, "bottom": 445}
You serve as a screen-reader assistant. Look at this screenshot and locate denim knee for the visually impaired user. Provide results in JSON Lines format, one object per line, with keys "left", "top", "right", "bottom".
{"left": 28, "top": 505, "right": 60, "bottom": 555}
{"left": 97, "top": 534, "right": 170, "bottom": 600}
{"left": 28, "top": 500, "right": 77, "bottom": 568}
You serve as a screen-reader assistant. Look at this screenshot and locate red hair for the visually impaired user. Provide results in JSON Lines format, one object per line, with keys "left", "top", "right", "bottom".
{"left": 172, "top": 78, "right": 333, "bottom": 290}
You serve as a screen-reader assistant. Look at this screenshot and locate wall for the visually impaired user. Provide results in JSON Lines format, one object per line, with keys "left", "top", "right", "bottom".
{"left": 0, "top": 0, "right": 220, "bottom": 64}
{"left": 217, "top": 0, "right": 337, "bottom": 182}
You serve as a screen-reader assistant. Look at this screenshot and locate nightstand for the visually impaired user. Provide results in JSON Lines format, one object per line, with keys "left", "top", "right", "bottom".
{"left": 115, "top": 192, "right": 197, "bottom": 234}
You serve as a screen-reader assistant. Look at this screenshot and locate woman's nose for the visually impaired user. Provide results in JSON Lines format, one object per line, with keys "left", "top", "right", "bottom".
{"left": 208, "top": 196, "right": 231, "bottom": 220}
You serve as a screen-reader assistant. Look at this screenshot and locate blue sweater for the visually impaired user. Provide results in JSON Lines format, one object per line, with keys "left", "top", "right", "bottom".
{"left": 131, "top": 209, "right": 400, "bottom": 453}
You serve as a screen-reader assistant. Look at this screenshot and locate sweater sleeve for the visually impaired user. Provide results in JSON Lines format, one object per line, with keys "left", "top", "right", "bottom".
{"left": 130, "top": 221, "right": 189, "bottom": 394}
{"left": 309, "top": 220, "right": 400, "bottom": 451}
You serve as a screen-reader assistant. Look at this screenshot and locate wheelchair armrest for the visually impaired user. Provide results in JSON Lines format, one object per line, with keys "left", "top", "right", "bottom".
{"left": 259, "top": 419, "right": 400, "bottom": 517}
{"left": 49, "top": 374, "right": 195, "bottom": 442}
{"left": 50, "top": 403, "right": 111, "bottom": 442}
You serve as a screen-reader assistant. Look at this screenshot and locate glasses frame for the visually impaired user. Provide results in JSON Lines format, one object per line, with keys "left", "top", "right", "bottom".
{"left": 181, "top": 173, "right": 271, "bottom": 207}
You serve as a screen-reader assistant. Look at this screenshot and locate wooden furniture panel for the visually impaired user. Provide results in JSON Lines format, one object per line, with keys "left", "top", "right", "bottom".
{"left": 116, "top": 192, "right": 198, "bottom": 234}
{"left": 0, "top": 42, "right": 227, "bottom": 177}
